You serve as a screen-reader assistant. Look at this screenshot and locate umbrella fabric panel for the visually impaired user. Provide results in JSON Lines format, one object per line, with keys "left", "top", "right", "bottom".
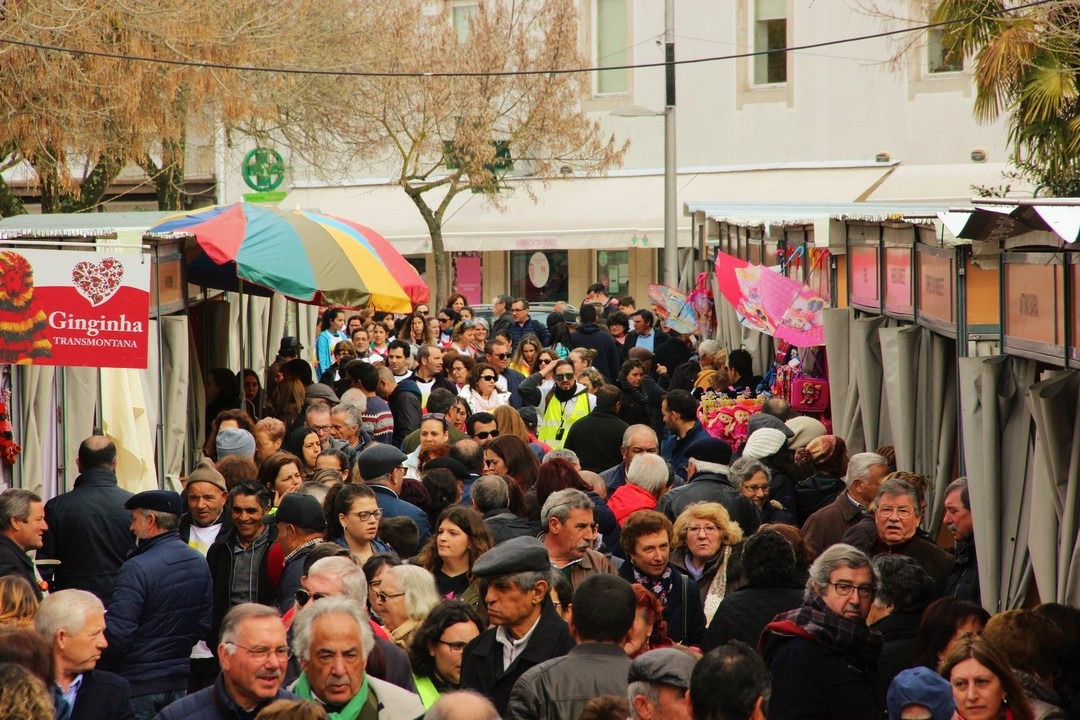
{"left": 233, "top": 206, "right": 322, "bottom": 302}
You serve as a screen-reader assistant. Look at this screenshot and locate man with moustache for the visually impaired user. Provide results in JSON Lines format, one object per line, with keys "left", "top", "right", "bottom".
{"left": 942, "top": 477, "right": 980, "bottom": 604}
{"left": 155, "top": 604, "right": 297, "bottom": 719}
{"left": 541, "top": 489, "right": 616, "bottom": 591}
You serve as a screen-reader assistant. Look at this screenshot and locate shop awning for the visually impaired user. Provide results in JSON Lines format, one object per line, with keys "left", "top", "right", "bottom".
{"left": 284, "top": 163, "right": 896, "bottom": 254}
{"left": 940, "top": 201, "right": 1080, "bottom": 244}
{"left": 861, "top": 163, "right": 1033, "bottom": 205}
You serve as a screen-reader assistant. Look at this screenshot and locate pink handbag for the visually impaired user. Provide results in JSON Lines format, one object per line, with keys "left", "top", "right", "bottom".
{"left": 790, "top": 350, "right": 829, "bottom": 413}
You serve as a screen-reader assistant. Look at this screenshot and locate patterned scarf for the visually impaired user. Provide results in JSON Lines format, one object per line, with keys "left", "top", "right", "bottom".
{"left": 621, "top": 378, "right": 650, "bottom": 408}
{"left": 632, "top": 563, "right": 674, "bottom": 606}
{"left": 759, "top": 595, "right": 882, "bottom": 668}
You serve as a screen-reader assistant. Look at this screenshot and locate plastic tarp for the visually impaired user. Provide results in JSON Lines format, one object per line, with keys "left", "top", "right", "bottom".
{"left": 958, "top": 355, "right": 1036, "bottom": 612}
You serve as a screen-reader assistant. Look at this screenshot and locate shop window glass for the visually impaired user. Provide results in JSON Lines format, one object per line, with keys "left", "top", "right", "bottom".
{"left": 510, "top": 250, "right": 569, "bottom": 303}
{"left": 452, "top": 3, "right": 478, "bottom": 43}
{"left": 754, "top": 0, "right": 787, "bottom": 85}
{"left": 596, "top": 250, "right": 629, "bottom": 297}
{"left": 927, "top": 26, "right": 963, "bottom": 73}
{"left": 595, "top": 0, "right": 629, "bottom": 95}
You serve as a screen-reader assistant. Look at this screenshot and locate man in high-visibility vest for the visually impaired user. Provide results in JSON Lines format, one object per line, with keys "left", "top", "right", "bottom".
{"left": 522, "top": 358, "right": 597, "bottom": 451}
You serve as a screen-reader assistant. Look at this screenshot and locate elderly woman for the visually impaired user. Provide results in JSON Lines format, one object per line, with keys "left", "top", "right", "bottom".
{"left": 670, "top": 501, "right": 744, "bottom": 626}
{"left": 407, "top": 600, "right": 485, "bottom": 708}
{"left": 253, "top": 417, "right": 286, "bottom": 464}
{"left": 606, "top": 453, "right": 669, "bottom": 526}
{"left": 372, "top": 564, "right": 441, "bottom": 650}
{"left": 618, "top": 510, "right": 706, "bottom": 647}
{"left": 940, "top": 638, "right": 1035, "bottom": 720}
{"left": 730, "top": 456, "right": 784, "bottom": 524}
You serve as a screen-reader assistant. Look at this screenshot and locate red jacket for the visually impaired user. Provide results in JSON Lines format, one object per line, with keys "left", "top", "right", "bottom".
{"left": 607, "top": 483, "right": 658, "bottom": 525}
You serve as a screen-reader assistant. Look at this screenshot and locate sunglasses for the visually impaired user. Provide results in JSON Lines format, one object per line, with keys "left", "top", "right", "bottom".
{"left": 479, "top": 375, "right": 497, "bottom": 382}
{"left": 295, "top": 589, "right": 329, "bottom": 605}
{"left": 422, "top": 413, "right": 449, "bottom": 427}
{"left": 555, "top": 373, "right": 575, "bottom": 380}
{"left": 489, "top": 353, "right": 509, "bottom": 360}
{"left": 439, "top": 316, "right": 451, "bottom": 322}
{"left": 474, "top": 429, "right": 500, "bottom": 440}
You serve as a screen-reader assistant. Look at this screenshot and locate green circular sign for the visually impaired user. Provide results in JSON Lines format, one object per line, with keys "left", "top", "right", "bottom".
{"left": 241, "top": 147, "right": 286, "bottom": 192}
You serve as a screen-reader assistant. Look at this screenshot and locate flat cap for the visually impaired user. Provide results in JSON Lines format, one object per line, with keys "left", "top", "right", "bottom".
{"left": 423, "top": 457, "right": 469, "bottom": 480}
{"left": 887, "top": 667, "right": 955, "bottom": 720}
{"left": 125, "top": 489, "right": 182, "bottom": 516}
{"left": 263, "top": 493, "right": 326, "bottom": 532}
{"left": 279, "top": 336, "right": 304, "bottom": 354}
{"left": 358, "top": 443, "right": 407, "bottom": 481}
{"left": 685, "top": 435, "right": 732, "bottom": 467}
{"left": 628, "top": 648, "right": 697, "bottom": 690}
{"left": 748, "top": 412, "right": 795, "bottom": 439}
{"left": 741, "top": 428, "right": 788, "bottom": 460}
{"left": 216, "top": 428, "right": 256, "bottom": 460}
{"left": 471, "top": 536, "right": 550, "bottom": 578}
{"left": 185, "top": 457, "right": 227, "bottom": 493}
{"left": 305, "top": 383, "right": 340, "bottom": 405}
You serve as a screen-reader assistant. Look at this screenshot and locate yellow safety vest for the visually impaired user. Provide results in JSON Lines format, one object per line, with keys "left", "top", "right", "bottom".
{"left": 538, "top": 391, "right": 591, "bottom": 450}
{"left": 413, "top": 674, "right": 440, "bottom": 709}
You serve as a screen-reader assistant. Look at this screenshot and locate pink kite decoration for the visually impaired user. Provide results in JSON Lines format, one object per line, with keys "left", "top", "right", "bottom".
{"left": 715, "top": 251, "right": 827, "bottom": 347}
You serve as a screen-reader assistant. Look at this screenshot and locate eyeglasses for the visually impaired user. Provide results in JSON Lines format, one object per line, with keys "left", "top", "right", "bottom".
{"left": 687, "top": 524, "right": 719, "bottom": 535}
{"left": 375, "top": 590, "right": 406, "bottom": 603}
{"left": 743, "top": 483, "right": 770, "bottom": 493}
{"left": 439, "top": 316, "right": 451, "bottom": 323}
{"left": 489, "top": 353, "right": 509, "bottom": 360}
{"left": 438, "top": 639, "right": 470, "bottom": 654}
{"left": 555, "top": 373, "right": 575, "bottom": 380}
{"left": 474, "top": 429, "right": 499, "bottom": 440}
{"left": 827, "top": 582, "right": 876, "bottom": 599}
{"left": 310, "top": 424, "right": 332, "bottom": 433}
{"left": 227, "top": 643, "right": 292, "bottom": 662}
{"left": 349, "top": 509, "right": 384, "bottom": 521}
{"left": 479, "top": 375, "right": 497, "bottom": 382}
{"left": 878, "top": 506, "right": 915, "bottom": 519}
{"left": 295, "top": 589, "right": 330, "bottom": 605}
{"left": 511, "top": 307, "right": 525, "bottom": 313}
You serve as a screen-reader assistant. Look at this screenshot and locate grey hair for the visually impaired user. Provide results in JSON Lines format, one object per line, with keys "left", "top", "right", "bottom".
{"left": 424, "top": 691, "right": 501, "bottom": 720}
{"left": 728, "top": 456, "right": 771, "bottom": 486}
{"left": 844, "top": 452, "right": 887, "bottom": 489}
{"left": 340, "top": 389, "right": 367, "bottom": 413}
{"left": 628, "top": 681, "right": 661, "bottom": 719}
{"left": 805, "top": 543, "right": 876, "bottom": 602}
{"left": 219, "top": 603, "right": 283, "bottom": 653}
{"left": 308, "top": 556, "right": 367, "bottom": 603}
{"left": 544, "top": 448, "right": 580, "bottom": 468}
{"left": 138, "top": 508, "right": 180, "bottom": 532}
{"left": 35, "top": 589, "right": 103, "bottom": 641}
{"left": 292, "top": 596, "right": 373, "bottom": 663}
{"left": 875, "top": 477, "right": 922, "bottom": 515}
{"left": 541, "top": 488, "right": 593, "bottom": 526}
{"left": 295, "top": 481, "right": 329, "bottom": 506}
{"left": 471, "top": 475, "right": 510, "bottom": 513}
{"left": 305, "top": 404, "right": 331, "bottom": 420}
{"left": 621, "top": 424, "right": 658, "bottom": 450}
{"left": 691, "top": 459, "right": 729, "bottom": 476}
{"left": 331, "top": 403, "right": 364, "bottom": 429}
{"left": 505, "top": 569, "right": 551, "bottom": 594}
{"left": 0, "top": 489, "right": 40, "bottom": 530}
{"left": 945, "top": 477, "right": 970, "bottom": 510}
{"left": 697, "top": 339, "right": 722, "bottom": 357}
{"left": 627, "top": 454, "right": 669, "bottom": 497}
{"left": 386, "top": 565, "right": 441, "bottom": 622}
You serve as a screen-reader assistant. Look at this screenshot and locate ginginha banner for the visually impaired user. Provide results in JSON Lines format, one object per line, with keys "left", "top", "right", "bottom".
{"left": 0, "top": 249, "right": 151, "bottom": 368}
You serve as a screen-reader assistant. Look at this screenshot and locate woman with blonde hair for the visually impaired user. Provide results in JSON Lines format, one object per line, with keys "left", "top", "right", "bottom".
{"left": 0, "top": 662, "right": 53, "bottom": 720}
{"left": 670, "top": 502, "right": 744, "bottom": 626}
{"left": 273, "top": 375, "right": 306, "bottom": 427}
{"left": 509, "top": 334, "right": 542, "bottom": 376}
{"left": 448, "top": 321, "right": 478, "bottom": 357}
{"left": 0, "top": 576, "right": 39, "bottom": 629}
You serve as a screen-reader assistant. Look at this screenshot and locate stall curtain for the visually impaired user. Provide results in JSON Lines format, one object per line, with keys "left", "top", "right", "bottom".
{"left": 101, "top": 365, "right": 157, "bottom": 494}
{"left": 958, "top": 355, "right": 1036, "bottom": 612}
{"left": 60, "top": 367, "right": 100, "bottom": 493}
{"left": 14, "top": 366, "right": 58, "bottom": 499}
{"left": 1025, "top": 369, "right": 1080, "bottom": 605}
{"left": 189, "top": 323, "right": 206, "bottom": 466}
{"left": 824, "top": 309, "right": 893, "bottom": 454}
{"left": 159, "top": 316, "right": 188, "bottom": 486}
{"left": 879, "top": 326, "right": 957, "bottom": 533}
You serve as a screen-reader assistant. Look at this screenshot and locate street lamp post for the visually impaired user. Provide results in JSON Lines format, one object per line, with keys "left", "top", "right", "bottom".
{"left": 663, "top": 0, "right": 677, "bottom": 289}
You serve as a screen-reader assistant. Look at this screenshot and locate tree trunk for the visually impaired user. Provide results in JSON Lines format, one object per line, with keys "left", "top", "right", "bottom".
{"left": 141, "top": 136, "right": 186, "bottom": 211}
{"left": 405, "top": 187, "right": 453, "bottom": 307}
{"left": 73, "top": 152, "right": 125, "bottom": 211}
{"left": 37, "top": 160, "right": 63, "bottom": 214}
{"left": 0, "top": 177, "right": 26, "bottom": 217}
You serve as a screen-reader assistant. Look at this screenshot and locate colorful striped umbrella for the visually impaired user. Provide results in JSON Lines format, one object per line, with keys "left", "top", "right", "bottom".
{"left": 149, "top": 203, "right": 421, "bottom": 312}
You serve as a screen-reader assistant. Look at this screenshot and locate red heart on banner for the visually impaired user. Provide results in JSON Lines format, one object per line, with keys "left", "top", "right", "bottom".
{"left": 72, "top": 257, "right": 125, "bottom": 307}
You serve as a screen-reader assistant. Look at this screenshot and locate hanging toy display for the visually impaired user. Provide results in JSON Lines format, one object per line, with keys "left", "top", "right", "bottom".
{"left": 0, "top": 387, "right": 21, "bottom": 465}
{"left": 697, "top": 391, "right": 764, "bottom": 451}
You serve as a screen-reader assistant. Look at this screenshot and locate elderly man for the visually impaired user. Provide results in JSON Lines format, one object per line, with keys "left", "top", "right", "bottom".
{"left": 541, "top": 489, "right": 616, "bottom": 590}
{"left": 0, "top": 487, "right": 47, "bottom": 599}
{"left": 520, "top": 358, "right": 596, "bottom": 450}
{"left": 601, "top": 425, "right": 660, "bottom": 492}
{"left": 304, "top": 402, "right": 339, "bottom": 452}
{"left": 628, "top": 648, "right": 697, "bottom": 720}
{"left": 156, "top": 604, "right": 297, "bottom": 719}
{"left": 291, "top": 597, "right": 425, "bottom": 719}
{"left": 100, "top": 490, "right": 212, "bottom": 719}
{"left": 759, "top": 544, "right": 884, "bottom": 720}
{"left": 657, "top": 436, "right": 759, "bottom": 536}
{"left": 359, "top": 444, "right": 432, "bottom": 542}
{"left": 39, "top": 436, "right": 134, "bottom": 603}
{"left": 667, "top": 339, "right": 725, "bottom": 393}
{"left": 564, "top": 385, "right": 629, "bottom": 472}
{"left": 460, "top": 536, "right": 575, "bottom": 715}
{"left": 842, "top": 477, "right": 954, "bottom": 595}
{"left": 690, "top": 641, "right": 770, "bottom": 720}
{"left": 506, "top": 575, "right": 635, "bottom": 720}
{"left": 606, "top": 454, "right": 670, "bottom": 525}
{"left": 472, "top": 475, "right": 537, "bottom": 545}
{"left": 801, "top": 452, "right": 888, "bottom": 557}
{"left": 942, "top": 477, "right": 979, "bottom": 604}
{"left": 868, "top": 555, "right": 936, "bottom": 696}
{"left": 426, "top": 691, "right": 501, "bottom": 720}
{"left": 266, "top": 493, "right": 326, "bottom": 615}
{"left": 36, "top": 589, "right": 133, "bottom": 720}
{"left": 330, "top": 402, "right": 372, "bottom": 462}
{"left": 206, "top": 481, "right": 277, "bottom": 648}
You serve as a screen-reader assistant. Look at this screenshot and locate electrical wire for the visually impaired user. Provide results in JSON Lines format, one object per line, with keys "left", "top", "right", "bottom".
{"left": 0, "top": 0, "right": 1061, "bottom": 78}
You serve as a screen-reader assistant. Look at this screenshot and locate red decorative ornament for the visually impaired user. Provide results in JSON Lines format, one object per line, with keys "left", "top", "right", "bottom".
{"left": 0, "top": 398, "right": 20, "bottom": 465}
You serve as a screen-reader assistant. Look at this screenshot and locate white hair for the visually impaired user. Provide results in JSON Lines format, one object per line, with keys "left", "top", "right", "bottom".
{"left": 292, "top": 596, "right": 373, "bottom": 663}
{"left": 34, "top": 589, "right": 103, "bottom": 641}
{"left": 308, "top": 556, "right": 367, "bottom": 603}
{"left": 627, "top": 454, "right": 669, "bottom": 497}
{"left": 387, "top": 565, "right": 441, "bottom": 622}
{"left": 340, "top": 389, "right": 368, "bottom": 413}
{"left": 845, "top": 452, "right": 887, "bottom": 489}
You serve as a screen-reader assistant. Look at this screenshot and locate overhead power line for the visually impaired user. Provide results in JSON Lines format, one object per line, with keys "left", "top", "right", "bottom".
{"left": 0, "top": 0, "right": 1061, "bottom": 79}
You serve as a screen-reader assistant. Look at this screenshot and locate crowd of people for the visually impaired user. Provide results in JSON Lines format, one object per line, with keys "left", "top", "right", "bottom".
{"left": 0, "top": 283, "right": 1077, "bottom": 720}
